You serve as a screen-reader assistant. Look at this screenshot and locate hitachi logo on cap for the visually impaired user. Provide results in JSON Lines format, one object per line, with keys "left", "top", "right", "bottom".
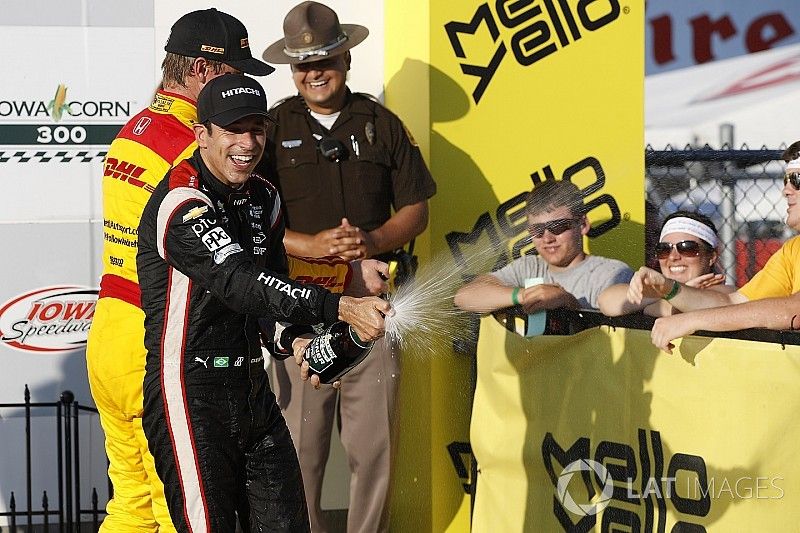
{"left": 221, "top": 87, "right": 261, "bottom": 98}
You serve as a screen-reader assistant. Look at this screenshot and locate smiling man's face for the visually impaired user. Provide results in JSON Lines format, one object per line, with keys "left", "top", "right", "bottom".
{"left": 195, "top": 115, "right": 266, "bottom": 187}
{"left": 291, "top": 53, "right": 350, "bottom": 114}
{"left": 527, "top": 205, "right": 588, "bottom": 271}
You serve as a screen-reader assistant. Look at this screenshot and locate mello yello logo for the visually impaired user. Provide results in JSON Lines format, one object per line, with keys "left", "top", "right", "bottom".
{"left": 446, "top": 0, "right": 625, "bottom": 103}
{"left": 543, "top": 430, "right": 711, "bottom": 531}
{"left": 0, "top": 286, "right": 98, "bottom": 353}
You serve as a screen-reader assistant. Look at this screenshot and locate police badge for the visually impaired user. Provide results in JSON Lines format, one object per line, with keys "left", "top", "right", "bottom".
{"left": 365, "top": 122, "right": 376, "bottom": 145}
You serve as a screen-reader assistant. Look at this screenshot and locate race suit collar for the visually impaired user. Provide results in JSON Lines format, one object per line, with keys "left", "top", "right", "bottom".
{"left": 190, "top": 149, "right": 250, "bottom": 202}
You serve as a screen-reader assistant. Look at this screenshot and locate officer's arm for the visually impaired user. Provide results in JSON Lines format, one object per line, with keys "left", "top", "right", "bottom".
{"left": 363, "top": 200, "right": 429, "bottom": 257}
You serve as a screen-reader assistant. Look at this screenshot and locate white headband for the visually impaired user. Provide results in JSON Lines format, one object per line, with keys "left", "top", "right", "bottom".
{"left": 786, "top": 156, "right": 800, "bottom": 173}
{"left": 659, "top": 217, "right": 718, "bottom": 248}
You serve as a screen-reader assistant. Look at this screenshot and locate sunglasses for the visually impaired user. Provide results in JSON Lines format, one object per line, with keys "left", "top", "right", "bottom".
{"left": 528, "top": 218, "right": 580, "bottom": 238}
{"left": 784, "top": 172, "right": 800, "bottom": 191}
{"left": 655, "top": 240, "right": 711, "bottom": 260}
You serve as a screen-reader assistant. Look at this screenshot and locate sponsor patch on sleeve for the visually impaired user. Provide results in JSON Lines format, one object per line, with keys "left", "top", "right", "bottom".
{"left": 201, "top": 228, "right": 232, "bottom": 252}
{"left": 213, "top": 243, "right": 243, "bottom": 264}
{"left": 182, "top": 205, "right": 209, "bottom": 222}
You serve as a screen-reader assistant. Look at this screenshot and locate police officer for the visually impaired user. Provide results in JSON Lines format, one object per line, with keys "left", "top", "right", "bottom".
{"left": 260, "top": 2, "right": 437, "bottom": 531}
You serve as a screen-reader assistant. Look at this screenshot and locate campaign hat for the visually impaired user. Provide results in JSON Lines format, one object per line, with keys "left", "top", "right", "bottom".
{"left": 262, "top": 1, "right": 368, "bottom": 65}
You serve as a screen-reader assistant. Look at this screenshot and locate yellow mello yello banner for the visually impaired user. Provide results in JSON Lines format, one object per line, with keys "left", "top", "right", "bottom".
{"left": 472, "top": 317, "right": 800, "bottom": 531}
{"left": 429, "top": 0, "right": 645, "bottom": 272}
{"left": 384, "top": 1, "right": 644, "bottom": 530}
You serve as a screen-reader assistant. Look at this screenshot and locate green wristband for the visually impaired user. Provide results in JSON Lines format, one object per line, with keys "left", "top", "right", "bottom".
{"left": 663, "top": 280, "right": 681, "bottom": 301}
{"left": 511, "top": 287, "right": 521, "bottom": 306}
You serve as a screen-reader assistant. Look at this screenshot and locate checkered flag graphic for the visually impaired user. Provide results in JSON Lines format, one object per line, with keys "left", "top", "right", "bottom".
{"left": 0, "top": 150, "right": 108, "bottom": 163}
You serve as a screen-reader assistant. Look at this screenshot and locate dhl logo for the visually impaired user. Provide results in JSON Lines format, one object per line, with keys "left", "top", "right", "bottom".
{"left": 104, "top": 157, "right": 155, "bottom": 193}
{"left": 201, "top": 45, "right": 225, "bottom": 54}
{"left": 293, "top": 275, "right": 344, "bottom": 289}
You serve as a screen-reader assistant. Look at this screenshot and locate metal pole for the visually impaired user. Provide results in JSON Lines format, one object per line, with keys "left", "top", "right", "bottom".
{"left": 43, "top": 490, "right": 50, "bottom": 532}
{"left": 10, "top": 491, "right": 16, "bottom": 530}
{"left": 92, "top": 488, "right": 99, "bottom": 532}
{"left": 61, "top": 390, "right": 74, "bottom": 532}
{"left": 719, "top": 124, "right": 737, "bottom": 285}
{"left": 25, "top": 385, "right": 32, "bottom": 529}
{"left": 74, "top": 401, "right": 81, "bottom": 529}
{"left": 57, "top": 396, "right": 64, "bottom": 532}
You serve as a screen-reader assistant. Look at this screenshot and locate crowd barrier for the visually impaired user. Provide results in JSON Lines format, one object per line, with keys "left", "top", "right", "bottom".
{"left": 470, "top": 310, "right": 800, "bottom": 532}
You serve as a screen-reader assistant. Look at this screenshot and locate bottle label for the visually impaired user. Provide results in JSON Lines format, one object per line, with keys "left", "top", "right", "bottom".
{"left": 305, "top": 332, "right": 337, "bottom": 373}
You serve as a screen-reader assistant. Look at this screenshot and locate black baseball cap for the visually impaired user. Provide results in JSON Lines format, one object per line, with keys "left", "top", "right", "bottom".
{"left": 165, "top": 8, "right": 274, "bottom": 76}
{"left": 197, "top": 74, "right": 269, "bottom": 127}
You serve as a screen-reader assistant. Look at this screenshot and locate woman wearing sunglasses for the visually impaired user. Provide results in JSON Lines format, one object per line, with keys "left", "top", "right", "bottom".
{"left": 598, "top": 211, "right": 734, "bottom": 317}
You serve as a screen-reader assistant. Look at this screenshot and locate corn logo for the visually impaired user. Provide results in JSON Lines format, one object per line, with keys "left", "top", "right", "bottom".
{"left": 445, "top": 0, "right": 624, "bottom": 103}
{"left": 47, "top": 84, "right": 72, "bottom": 122}
{"left": 104, "top": 157, "right": 155, "bottom": 193}
{"left": 0, "top": 286, "right": 98, "bottom": 353}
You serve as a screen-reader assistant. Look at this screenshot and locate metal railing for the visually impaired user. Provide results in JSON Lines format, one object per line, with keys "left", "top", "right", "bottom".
{"left": 0, "top": 387, "right": 108, "bottom": 532}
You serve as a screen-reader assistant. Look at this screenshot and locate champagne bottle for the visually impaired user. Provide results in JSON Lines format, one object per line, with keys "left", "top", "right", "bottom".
{"left": 302, "top": 321, "right": 374, "bottom": 384}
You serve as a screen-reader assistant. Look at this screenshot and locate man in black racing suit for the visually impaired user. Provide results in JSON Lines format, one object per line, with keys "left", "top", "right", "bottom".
{"left": 136, "top": 74, "right": 390, "bottom": 532}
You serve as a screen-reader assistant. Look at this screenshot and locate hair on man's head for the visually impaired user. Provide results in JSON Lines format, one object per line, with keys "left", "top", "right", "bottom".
{"left": 161, "top": 53, "right": 228, "bottom": 88}
{"left": 526, "top": 180, "right": 585, "bottom": 218}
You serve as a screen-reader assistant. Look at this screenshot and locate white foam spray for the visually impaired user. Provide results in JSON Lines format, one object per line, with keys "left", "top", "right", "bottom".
{"left": 384, "top": 239, "right": 506, "bottom": 356}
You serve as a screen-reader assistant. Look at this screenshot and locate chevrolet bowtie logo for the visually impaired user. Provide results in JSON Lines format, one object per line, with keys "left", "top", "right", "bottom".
{"left": 182, "top": 205, "right": 209, "bottom": 222}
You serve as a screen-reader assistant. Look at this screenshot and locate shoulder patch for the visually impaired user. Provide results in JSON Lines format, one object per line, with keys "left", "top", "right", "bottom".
{"left": 169, "top": 160, "right": 200, "bottom": 190}
{"left": 182, "top": 205, "right": 209, "bottom": 222}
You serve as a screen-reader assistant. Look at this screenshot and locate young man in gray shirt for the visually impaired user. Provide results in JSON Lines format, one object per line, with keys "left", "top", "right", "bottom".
{"left": 455, "top": 180, "right": 633, "bottom": 314}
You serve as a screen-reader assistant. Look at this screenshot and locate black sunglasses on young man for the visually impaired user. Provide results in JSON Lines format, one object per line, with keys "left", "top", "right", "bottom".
{"left": 655, "top": 240, "right": 712, "bottom": 260}
{"left": 528, "top": 218, "right": 580, "bottom": 239}
{"left": 784, "top": 172, "right": 800, "bottom": 191}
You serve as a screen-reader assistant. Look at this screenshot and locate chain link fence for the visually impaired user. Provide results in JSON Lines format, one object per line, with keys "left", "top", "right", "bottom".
{"left": 645, "top": 145, "right": 791, "bottom": 288}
